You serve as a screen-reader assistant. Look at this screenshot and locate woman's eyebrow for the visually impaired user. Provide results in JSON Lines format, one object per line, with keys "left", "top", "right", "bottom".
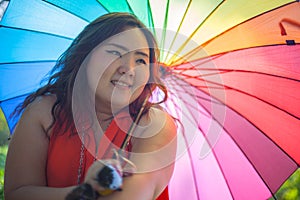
{"left": 106, "top": 43, "right": 149, "bottom": 58}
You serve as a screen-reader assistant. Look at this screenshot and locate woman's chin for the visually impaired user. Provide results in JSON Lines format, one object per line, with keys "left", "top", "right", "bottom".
{"left": 110, "top": 101, "right": 130, "bottom": 113}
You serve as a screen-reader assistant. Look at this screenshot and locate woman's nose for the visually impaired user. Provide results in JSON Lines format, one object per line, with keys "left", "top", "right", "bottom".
{"left": 118, "top": 56, "right": 135, "bottom": 77}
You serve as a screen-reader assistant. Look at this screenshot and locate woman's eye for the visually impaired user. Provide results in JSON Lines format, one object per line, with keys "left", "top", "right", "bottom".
{"left": 136, "top": 59, "right": 147, "bottom": 65}
{"left": 107, "top": 50, "right": 121, "bottom": 57}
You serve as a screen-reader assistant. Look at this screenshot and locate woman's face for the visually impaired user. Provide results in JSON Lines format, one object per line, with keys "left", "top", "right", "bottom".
{"left": 85, "top": 28, "right": 151, "bottom": 114}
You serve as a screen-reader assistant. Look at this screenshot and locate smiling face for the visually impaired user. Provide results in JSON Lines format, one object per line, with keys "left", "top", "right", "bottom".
{"left": 85, "top": 28, "right": 151, "bottom": 116}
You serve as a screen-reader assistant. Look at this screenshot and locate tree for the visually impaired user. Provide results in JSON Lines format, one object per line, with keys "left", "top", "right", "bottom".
{"left": 273, "top": 170, "right": 300, "bottom": 200}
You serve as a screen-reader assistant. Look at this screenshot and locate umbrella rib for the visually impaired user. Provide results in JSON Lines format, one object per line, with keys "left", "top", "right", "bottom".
{"left": 167, "top": 0, "right": 225, "bottom": 65}
{"left": 167, "top": 92, "right": 197, "bottom": 126}
{"left": 164, "top": 79, "right": 206, "bottom": 120}
{"left": 170, "top": 77, "right": 235, "bottom": 199}
{"left": 207, "top": 101, "right": 298, "bottom": 199}
{"left": 172, "top": 51, "right": 300, "bottom": 83}
{"left": 94, "top": 0, "right": 110, "bottom": 13}
{"left": 167, "top": 90, "right": 210, "bottom": 119}
{"left": 0, "top": 60, "right": 57, "bottom": 65}
{"left": 176, "top": 67, "right": 300, "bottom": 83}
{"left": 193, "top": 73, "right": 299, "bottom": 166}
{"left": 168, "top": 75, "right": 227, "bottom": 105}
{"left": 0, "top": 92, "right": 32, "bottom": 106}
{"left": 170, "top": 72, "right": 230, "bottom": 90}
{"left": 167, "top": 70, "right": 227, "bottom": 88}
{"left": 175, "top": 68, "right": 233, "bottom": 80}
{"left": 165, "top": 87, "right": 211, "bottom": 199}
{"left": 162, "top": 0, "right": 192, "bottom": 64}
{"left": 170, "top": 71, "right": 300, "bottom": 120}
{"left": 0, "top": 85, "right": 51, "bottom": 104}
{"left": 97, "top": 0, "right": 134, "bottom": 13}
{"left": 215, "top": 68, "right": 300, "bottom": 83}
{"left": 168, "top": 85, "right": 203, "bottom": 200}
{"left": 170, "top": 77, "right": 285, "bottom": 199}
{"left": 0, "top": 25, "right": 74, "bottom": 41}
{"left": 182, "top": 132, "right": 201, "bottom": 200}
{"left": 123, "top": 0, "right": 135, "bottom": 13}
{"left": 172, "top": 1, "right": 297, "bottom": 63}
{"left": 171, "top": 53, "right": 224, "bottom": 68}
{"left": 166, "top": 78, "right": 224, "bottom": 106}
{"left": 146, "top": 0, "right": 156, "bottom": 36}
{"left": 207, "top": 43, "right": 298, "bottom": 63}
{"left": 0, "top": 92, "right": 32, "bottom": 114}
{"left": 171, "top": 80, "right": 225, "bottom": 90}
{"left": 171, "top": 75, "right": 299, "bottom": 198}
{"left": 168, "top": 72, "right": 300, "bottom": 185}
{"left": 167, "top": 94, "right": 211, "bottom": 200}
{"left": 41, "top": 0, "right": 91, "bottom": 22}
{"left": 168, "top": 87, "right": 223, "bottom": 107}
{"left": 157, "top": 0, "right": 170, "bottom": 60}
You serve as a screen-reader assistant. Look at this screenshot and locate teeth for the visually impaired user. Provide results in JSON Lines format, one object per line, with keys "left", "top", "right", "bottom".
{"left": 112, "top": 81, "right": 130, "bottom": 87}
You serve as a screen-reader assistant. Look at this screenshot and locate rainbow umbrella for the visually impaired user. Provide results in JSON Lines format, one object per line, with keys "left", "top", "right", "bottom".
{"left": 1, "top": 0, "right": 300, "bottom": 199}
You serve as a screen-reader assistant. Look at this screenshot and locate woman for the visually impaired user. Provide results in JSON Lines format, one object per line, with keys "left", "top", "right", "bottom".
{"left": 4, "top": 12, "right": 177, "bottom": 200}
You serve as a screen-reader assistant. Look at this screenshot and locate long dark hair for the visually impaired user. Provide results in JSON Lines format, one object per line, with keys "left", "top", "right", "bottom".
{"left": 14, "top": 12, "right": 168, "bottom": 134}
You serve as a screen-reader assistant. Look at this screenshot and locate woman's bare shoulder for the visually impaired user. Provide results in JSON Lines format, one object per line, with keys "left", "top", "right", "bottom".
{"left": 27, "top": 94, "right": 56, "bottom": 108}
{"left": 134, "top": 107, "right": 177, "bottom": 150}
{"left": 20, "top": 94, "right": 57, "bottom": 136}
{"left": 149, "top": 107, "right": 176, "bottom": 133}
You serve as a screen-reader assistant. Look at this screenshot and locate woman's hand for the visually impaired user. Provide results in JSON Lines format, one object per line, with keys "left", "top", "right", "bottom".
{"left": 66, "top": 159, "right": 124, "bottom": 200}
{"left": 84, "top": 159, "right": 123, "bottom": 194}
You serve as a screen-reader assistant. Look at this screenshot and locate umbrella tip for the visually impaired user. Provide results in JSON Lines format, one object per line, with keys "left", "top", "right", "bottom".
{"left": 159, "top": 64, "right": 171, "bottom": 78}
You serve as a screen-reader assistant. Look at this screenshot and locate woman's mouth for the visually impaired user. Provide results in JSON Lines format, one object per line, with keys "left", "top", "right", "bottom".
{"left": 111, "top": 80, "right": 132, "bottom": 88}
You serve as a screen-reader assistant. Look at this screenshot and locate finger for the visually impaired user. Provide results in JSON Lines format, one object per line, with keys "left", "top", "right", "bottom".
{"left": 96, "top": 165, "right": 123, "bottom": 189}
{"left": 101, "top": 159, "right": 123, "bottom": 176}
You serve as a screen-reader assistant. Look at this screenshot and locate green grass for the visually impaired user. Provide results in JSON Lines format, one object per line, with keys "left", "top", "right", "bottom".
{"left": 0, "top": 145, "right": 7, "bottom": 200}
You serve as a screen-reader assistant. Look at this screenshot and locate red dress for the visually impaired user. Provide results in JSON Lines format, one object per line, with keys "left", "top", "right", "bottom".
{"left": 46, "top": 114, "right": 169, "bottom": 200}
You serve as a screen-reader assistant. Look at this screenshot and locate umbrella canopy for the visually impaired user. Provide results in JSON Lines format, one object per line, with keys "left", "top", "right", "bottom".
{"left": 0, "top": 0, "right": 299, "bottom": 199}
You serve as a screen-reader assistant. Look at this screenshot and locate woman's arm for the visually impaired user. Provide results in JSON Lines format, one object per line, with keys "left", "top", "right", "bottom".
{"left": 81, "top": 107, "right": 177, "bottom": 200}
{"left": 4, "top": 95, "right": 75, "bottom": 200}
{"left": 128, "top": 107, "right": 177, "bottom": 199}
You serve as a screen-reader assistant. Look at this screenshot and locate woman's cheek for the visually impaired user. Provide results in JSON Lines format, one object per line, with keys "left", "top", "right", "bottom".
{"left": 128, "top": 72, "right": 147, "bottom": 102}
{"left": 136, "top": 66, "right": 150, "bottom": 84}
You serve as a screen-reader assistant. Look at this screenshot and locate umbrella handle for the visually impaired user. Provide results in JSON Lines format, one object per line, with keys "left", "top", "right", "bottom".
{"left": 120, "top": 94, "right": 150, "bottom": 150}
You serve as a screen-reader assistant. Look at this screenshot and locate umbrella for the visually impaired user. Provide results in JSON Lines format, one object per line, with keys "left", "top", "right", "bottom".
{"left": 1, "top": 0, "right": 300, "bottom": 199}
